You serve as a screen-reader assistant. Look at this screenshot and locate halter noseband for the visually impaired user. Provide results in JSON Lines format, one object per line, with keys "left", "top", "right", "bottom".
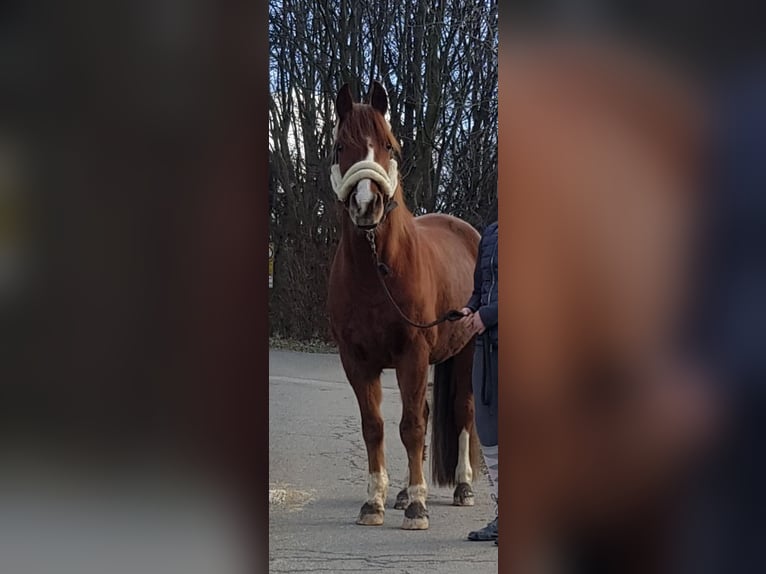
{"left": 330, "top": 158, "right": 399, "bottom": 202}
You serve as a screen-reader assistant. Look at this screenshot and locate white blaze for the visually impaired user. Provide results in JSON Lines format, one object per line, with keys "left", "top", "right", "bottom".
{"left": 354, "top": 142, "right": 376, "bottom": 212}
{"left": 355, "top": 180, "right": 373, "bottom": 209}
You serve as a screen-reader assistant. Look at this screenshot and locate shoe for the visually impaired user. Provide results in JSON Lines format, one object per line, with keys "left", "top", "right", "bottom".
{"left": 494, "top": 538, "right": 498, "bottom": 546}
{"left": 467, "top": 516, "right": 498, "bottom": 541}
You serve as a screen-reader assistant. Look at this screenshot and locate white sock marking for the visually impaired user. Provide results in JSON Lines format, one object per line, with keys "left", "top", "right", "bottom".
{"left": 455, "top": 428, "right": 473, "bottom": 484}
{"left": 406, "top": 481, "right": 428, "bottom": 506}
{"left": 367, "top": 470, "right": 389, "bottom": 509}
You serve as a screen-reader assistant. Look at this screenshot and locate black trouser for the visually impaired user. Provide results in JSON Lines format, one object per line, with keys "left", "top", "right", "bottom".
{"left": 472, "top": 334, "right": 498, "bottom": 447}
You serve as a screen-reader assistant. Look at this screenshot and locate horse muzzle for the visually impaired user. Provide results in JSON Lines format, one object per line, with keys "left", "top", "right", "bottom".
{"left": 348, "top": 184, "right": 384, "bottom": 228}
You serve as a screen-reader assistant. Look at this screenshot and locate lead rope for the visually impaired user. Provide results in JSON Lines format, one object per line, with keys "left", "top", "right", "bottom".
{"left": 365, "top": 229, "right": 465, "bottom": 329}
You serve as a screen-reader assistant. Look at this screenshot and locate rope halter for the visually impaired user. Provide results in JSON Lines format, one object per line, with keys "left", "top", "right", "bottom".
{"left": 330, "top": 158, "right": 399, "bottom": 202}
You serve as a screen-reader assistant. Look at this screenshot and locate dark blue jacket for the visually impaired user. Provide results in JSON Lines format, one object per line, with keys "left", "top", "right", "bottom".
{"left": 466, "top": 221, "right": 498, "bottom": 345}
{"left": 673, "top": 63, "right": 766, "bottom": 574}
{"left": 691, "top": 67, "right": 766, "bottom": 386}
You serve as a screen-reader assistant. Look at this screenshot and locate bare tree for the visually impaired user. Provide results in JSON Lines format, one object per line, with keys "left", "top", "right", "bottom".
{"left": 269, "top": 0, "right": 497, "bottom": 341}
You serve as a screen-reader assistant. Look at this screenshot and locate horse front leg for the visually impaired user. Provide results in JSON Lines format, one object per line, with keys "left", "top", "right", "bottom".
{"left": 349, "top": 375, "right": 388, "bottom": 526}
{"left": 393, "top": 399, "right": 429, "bottom": 510}
{"left": 396, "top": 357, "right": 430, "bottom": 530}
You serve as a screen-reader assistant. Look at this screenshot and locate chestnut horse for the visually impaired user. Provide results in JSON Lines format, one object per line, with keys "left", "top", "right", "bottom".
{"left": 327, "top": 80, "right": 481, "bottom": 530}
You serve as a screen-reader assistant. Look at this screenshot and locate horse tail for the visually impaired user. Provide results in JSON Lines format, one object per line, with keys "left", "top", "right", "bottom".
{"left": 431, "top": 340, "right": 478, "bottom": 487}
{"left": 431, "top": 357, "right": 458, "bottom": 487}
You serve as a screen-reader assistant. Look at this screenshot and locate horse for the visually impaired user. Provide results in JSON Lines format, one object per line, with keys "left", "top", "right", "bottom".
{"left": 326, "top": 79, "right": 482, "bottom": 530}
{"left": 499, "top": 36, "right": 718, "bottom": 572}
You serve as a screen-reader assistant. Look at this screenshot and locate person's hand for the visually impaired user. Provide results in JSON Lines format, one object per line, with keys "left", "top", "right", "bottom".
{"left": 459, "top": 307, "right": 486, "bottom": 335}
{"left": 459, "top": 307, "right": 474, "bottom": 330}
{"left": 471, "top": 311, "right": 486, "bottom": 334}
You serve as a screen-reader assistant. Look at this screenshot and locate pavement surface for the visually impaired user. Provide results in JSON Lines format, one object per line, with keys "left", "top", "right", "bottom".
{"left": 269, "top": 349, "right": 498, "bottom": 574}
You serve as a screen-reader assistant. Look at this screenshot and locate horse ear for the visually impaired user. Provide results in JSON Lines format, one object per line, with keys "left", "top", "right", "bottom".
{"left": 336, "top": 83, "right": 354, "bottom": 121}
{"left": 369, "top": 80, "right": 388, "bottom": 116}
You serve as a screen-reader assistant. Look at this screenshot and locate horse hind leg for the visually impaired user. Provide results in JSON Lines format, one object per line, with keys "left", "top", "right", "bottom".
{"left": 453, "top": 427, "right": 476, "bottom": 506}
{"left": 349, "top": 375, "right": 388, "bottom": 526}
{"left": 451, "top": 341, "right": 479, "bottom": 506}
{"left": 452, "top": 374, "right": 479, "bottom": 506}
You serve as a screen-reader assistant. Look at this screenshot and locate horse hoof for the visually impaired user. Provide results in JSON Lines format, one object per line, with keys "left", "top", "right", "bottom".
{"left": 393, "top": 488, "right": 409, "bottom": 510}
{"left": 356, "top": 502, "right": 384, "bottom": 526}
{"left": 453, "top": 482, "right": 475, "bottom": 506}
{"left": 401, "top": 501, "right": 429, "bottom": 530}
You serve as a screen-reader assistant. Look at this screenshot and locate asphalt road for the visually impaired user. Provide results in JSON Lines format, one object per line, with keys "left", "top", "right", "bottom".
{"left": 269, "top": 349, "right": 498, "bottom": 574}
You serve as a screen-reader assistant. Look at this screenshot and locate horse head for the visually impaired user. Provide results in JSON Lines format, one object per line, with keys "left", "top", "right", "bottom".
{"left": 331, "top": 80, "right": 401, "bottom": 229}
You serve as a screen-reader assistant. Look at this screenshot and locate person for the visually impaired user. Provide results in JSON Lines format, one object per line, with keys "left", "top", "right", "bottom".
{"left": 669, "top": 59, "right": 766, "bottom": 574}
{"left": 460, "top": 212, "right": 499, "bottom": 544}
